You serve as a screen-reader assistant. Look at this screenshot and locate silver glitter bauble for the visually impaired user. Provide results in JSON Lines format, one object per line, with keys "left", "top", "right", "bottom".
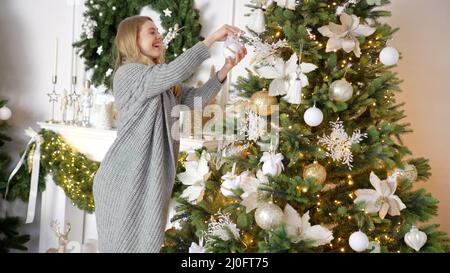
{"left": 388, "top": 163, "right": 418, "bottom": 183}
{"left": 255, "top": 203, "right": 283, "bottom": 230}
{"left": 329, "top": 79, "right": 353, "bottom": 102}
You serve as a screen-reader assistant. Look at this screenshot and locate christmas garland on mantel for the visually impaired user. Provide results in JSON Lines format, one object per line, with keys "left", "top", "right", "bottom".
{"left": 1, "top": 129, "right": 99, "bottom": 213}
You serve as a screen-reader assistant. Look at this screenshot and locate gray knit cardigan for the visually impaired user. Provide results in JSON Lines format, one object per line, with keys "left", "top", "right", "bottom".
{"left": 93, "top": 42, "right": 224, "bottom": 252}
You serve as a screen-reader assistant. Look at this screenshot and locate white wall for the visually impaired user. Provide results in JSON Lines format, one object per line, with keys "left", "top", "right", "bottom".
{"left": 0, "top": 0, "right": 449, "bottom": 252}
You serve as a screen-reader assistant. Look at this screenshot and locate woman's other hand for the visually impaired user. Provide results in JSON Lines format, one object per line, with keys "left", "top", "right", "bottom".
{"left": 217, "top": 46, "right": 247, "bottom": 82}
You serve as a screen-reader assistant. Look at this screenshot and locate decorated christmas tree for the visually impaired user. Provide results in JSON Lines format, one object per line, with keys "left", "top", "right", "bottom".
{"left": 0, "top": 99, "right": 30, "bottom": 253}
{"left": 162, "top": 0, "right": 449, "bottom": 253}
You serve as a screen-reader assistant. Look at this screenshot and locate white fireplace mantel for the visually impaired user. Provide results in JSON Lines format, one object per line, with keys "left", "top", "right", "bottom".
{"left": 36, "top": 121, "right": 209, "bottom": 253}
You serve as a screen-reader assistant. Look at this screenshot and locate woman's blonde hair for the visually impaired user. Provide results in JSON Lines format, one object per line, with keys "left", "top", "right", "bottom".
{"left": 113, "top": 15, "right": 181, "bottom": 96}
{"left": 114, "top": 15, "right": 165, "bottom": 70}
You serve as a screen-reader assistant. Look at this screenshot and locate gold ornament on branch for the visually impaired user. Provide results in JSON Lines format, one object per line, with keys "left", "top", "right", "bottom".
{"left": 303, "top": 162, "right": 327, "bottom": 184}
{"left": 388, "top": 163, "right": 418, "bottom": 183}
{"left": 250, "top": 89, "right": 278, "bottom": 116}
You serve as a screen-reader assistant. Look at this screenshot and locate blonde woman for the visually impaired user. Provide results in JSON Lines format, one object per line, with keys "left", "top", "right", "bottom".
{"left": 92, "top": 15, "right": 247, "bottom": 253}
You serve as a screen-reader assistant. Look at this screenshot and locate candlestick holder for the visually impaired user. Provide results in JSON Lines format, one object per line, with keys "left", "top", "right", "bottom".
{"left": 68, "top": 76, "right": 81, "bottom": 126}
{"left": 46, "top": 75, "right": 61, "bottom": 124}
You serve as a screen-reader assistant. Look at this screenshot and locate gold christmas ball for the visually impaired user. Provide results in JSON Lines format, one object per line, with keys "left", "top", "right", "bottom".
{"left": 303, "top": 162, "right": 327, "bottom": 184}
{"left": 388, "top": 163, "right": 418, "bottom": 183}
{"left": 250, "top": 89, "right": 278, "bottom": 116}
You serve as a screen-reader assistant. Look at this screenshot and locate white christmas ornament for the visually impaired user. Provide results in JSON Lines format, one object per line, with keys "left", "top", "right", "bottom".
{"left": 283, "top": 204, "right": 333, "bottom": 246}
{"left": 404, "top": 225, "right": 427, "bottom": 252}
{"left": 379, "top": 46, "right": 399, "bottom": 66}
{"left": 223, "top": 34, "right": 244, "bottom": 61}
{"left": 256, "top": 53, "right": 317, "bottom": 104}
{"left": 303, "top": 104, "right": 323, "bottom": 127}
{"left": 177, "top": 152, "right": 211, "bottom": 204}
{"left": 163, "top": 8, "right": 172, "bottom": 17}
{"left": 317, "top": 118, "right": 367, "bottom": 169}
{"left": 354, "top": 171, "right": 406, "bottom": 219}
{"left": 329, "top": 79, "right": 353, "bottom": 102}
{"left": 255, "top": 202, "right": 283, "bottom": 230}
{"left": 349, "top": 230, "right": 370, "bottom": 252}
{"left": 275, "top": 0, "right": 298, "bottom": 10}
{"left": 260, "top": 152, "right": 284, "bottom": 176}
{"left": 247, "top": 0, "right": 267, "bottom": 34}
{"left": 318, "top": 12, "right": 376, "bottom": 57}
{"left": 220, "top": 163, "right": 241, "bottom": 197}
{"left": 0, "top": 106, "right": 12, "bottom": 120}
{"left": 96, "top": 45, "right": 103, "bottom": 55}
{"left": 207, "top": 212, "right": 240, "bottom": 241}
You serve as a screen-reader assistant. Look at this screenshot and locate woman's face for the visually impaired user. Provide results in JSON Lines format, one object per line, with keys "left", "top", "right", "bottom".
{"left": 138, "top": 20, "right": 162, "bottom": 60}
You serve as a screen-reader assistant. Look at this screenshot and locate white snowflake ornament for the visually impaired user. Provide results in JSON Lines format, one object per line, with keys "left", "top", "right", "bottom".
{"left": 317, "top": 118, "right": 367, "bottom": 169}
{"left": 206, "top": 212, "right": 240, "bottom": 242}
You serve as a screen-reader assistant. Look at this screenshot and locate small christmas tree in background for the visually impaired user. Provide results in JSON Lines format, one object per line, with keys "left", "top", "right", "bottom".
{"left": 162, "top": 0, "right": 449, "bottom": 253}
{"left": 0, "top": 99, "right": 30, "bottom": 253}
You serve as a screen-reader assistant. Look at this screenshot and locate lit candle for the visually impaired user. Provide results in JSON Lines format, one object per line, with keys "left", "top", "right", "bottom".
{"left": 54, "top": 38, "right": 58, "bottom": 76}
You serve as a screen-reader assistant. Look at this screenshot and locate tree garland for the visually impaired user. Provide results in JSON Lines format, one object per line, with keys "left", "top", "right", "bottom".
{"left": 75, "top": 0, "right": 203, "bottom": 87}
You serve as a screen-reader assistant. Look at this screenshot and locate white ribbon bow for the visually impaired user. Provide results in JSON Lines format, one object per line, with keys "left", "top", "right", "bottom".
{"left": 5, "top": 127, "right": 44, "bottom": 224}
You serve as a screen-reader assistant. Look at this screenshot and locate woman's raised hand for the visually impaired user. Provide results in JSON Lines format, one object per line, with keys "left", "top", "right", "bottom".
{"left": 203, "top": 24, "right": 244, "bottom": 47}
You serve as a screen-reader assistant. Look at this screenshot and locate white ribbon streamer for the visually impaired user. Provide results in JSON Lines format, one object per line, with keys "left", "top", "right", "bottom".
{"left": 5, "top": 127, "right": 43, "bottom": 224}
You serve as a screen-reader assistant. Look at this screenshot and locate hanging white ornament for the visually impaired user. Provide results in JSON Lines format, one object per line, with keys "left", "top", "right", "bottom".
{"left": 255, "top": 202, "right": 283, "bottom": 230}
{"left": 404, "top": 225, "right": 427, "bottom": 252}
{"left": 379, "top": 46, "right": 399, "bottom": 66}
{"left": 275, "top": 0, "right": 298, "bottom": 10}
{"left": 247, "top": 0, "right": 267, "bottom": 34}
{"left": 303, "top": 103, "right": 323, "bottom": 127}
{"left": 163, "top": 8, "right": 172, "bottom": 17}
{"left": 349, "top": 230, "right": 369, "bottom": 252}
{"left": 260, "top": 152, "right": 284, "bottom": 176}
{"left": 329, "top": 78, "right": 353, "bottom": 102}
{"left": 223, "top": 34, "right": 244, "bottom": 61}
{"left": 0, "top": 106, "right": 12, "bottom": 120}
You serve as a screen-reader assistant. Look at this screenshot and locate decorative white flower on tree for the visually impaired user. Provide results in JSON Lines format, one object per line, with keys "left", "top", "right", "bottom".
{"left": 275, "top": 0, "right": 298, "bottom": 10}
{"left": 206, "top": 212, "right": 240, "bottom": 242}
{"left": 177, "top": 152, "right": 211, "bottom": 204}
{"left": 318, "top": 12, "right": 376, "bottom": 57}
{"left": 317, "top": 118, "right": 367, "bottom": 169}
{"left": 220, "top": 163, "right": 241, "bottom": 197}
{"left": 260, "top": 152, "right": 284, "bottom": 176}
{"left": 283, "top": 204, "right": 334, "bottom": 246}
{"left": 240, "top": 170, "right": 268, "bottom": 213}
{"left": 256, "top": 54, "right": 317, "bottom": 104}
{"left": 354, "top": 172, "right": 406, "bottom": 219}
